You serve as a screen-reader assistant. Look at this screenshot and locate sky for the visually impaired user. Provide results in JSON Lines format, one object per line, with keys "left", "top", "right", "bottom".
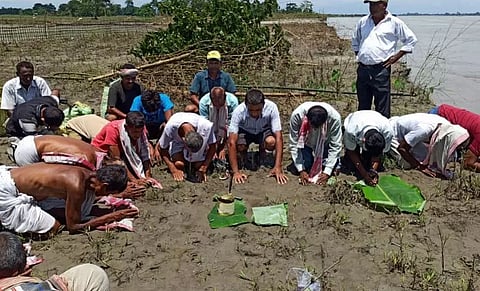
{"left": 2, "top": 0, "right": 480, "bottom": 14}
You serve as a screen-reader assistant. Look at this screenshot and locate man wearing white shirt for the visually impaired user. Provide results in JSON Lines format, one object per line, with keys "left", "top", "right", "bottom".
{"left": 389, "top": 113, "right": 469, "bottom": 179}
{"left": 228, "top": 89, "right": 288, "bottom": 185}
{"left": 157, "top": 112, "right": 216, "bottom": 183}
{"left": 352, "top": 0, "right": 417, "bottom": 118}
{"left": 343, "top": 110, "right": 393, "bottom": 186}
{"left": 1, "top": 61, "right": 52, "bottom": 116}
{"left": 289, "top": 102, "right": 342, "bottom": 186}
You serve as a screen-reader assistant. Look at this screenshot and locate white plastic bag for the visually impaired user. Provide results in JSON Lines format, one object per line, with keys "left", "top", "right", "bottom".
{"left": 288, "top": 268, "right": 321, "bottom": 291}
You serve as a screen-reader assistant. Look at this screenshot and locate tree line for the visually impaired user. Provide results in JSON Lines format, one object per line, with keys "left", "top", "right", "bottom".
{"left": 0, "top": 0, "right": 160, "bottom": 17}
{"left": 0, "top": 0, "right": 314, "bottom": 18}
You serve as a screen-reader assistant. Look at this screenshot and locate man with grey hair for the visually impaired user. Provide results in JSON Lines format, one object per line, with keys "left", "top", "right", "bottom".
{"left": 199, "top": 86, "right": 239, "bottom": 161}
{"left": 0, "top": 231, "right": 110, "bottom": 290}
{"left": 157, "top": 112, "right": 216, "bottom": 182}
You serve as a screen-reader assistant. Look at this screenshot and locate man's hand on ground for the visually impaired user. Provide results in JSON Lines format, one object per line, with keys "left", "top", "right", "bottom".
{"left": 151, "top": 148, "right": 161, "bottom": 166}
{"left": 171, "top": 169, "right": 185, "bottom": 182}
{"left": 299, "top": 171, "right": 309, "bottom": 185}
{"left": 270, "top": 167, "right": 288, "bottom": 185}
{"left": 196, "top": 170, "right": 207, "bottom": 183}
{"left": 233, "top": 171, "right": 248, "bottom": 184}
{"left": 134, "top": 178, "right": 154, "bottom": 187}
{"left": 365, "top": 169, "right": 379, "bottom": 186}
{"left": 316, "top": 173, "right": 330, "bottom": 185}
{"left": 217, "top": 149, "right": 227, "bottom": 161}
{"left": 116, "top": 182, "right": 146, "bottom": 199}
{"left": 417, "top": 164, "right": 437, "bottom": 178}
{"left": 112, "top": 208, "right": 139, "bottom": 221}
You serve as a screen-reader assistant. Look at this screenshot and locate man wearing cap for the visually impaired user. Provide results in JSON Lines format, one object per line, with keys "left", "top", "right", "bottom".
{"left": 352, "top": 0, "right": 417, "bottom": 118}
{"left": 157, "top": 112, "right": 216, "bottom": 183}
{"left": 1, "top": 61, "right": 53, "bottom": 117}
{"left": 188, "top": 50, "right": 237, "bottom": 111}
{"left": 106, "top": 63, "right": 143, "bottom": 121}
{"left": 342, "top": 110, "right": 394, "bottom": 186}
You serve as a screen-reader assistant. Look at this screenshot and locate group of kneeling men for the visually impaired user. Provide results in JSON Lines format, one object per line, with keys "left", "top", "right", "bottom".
{"left": 2, "top": 60, "right": 480, "bottom": 241}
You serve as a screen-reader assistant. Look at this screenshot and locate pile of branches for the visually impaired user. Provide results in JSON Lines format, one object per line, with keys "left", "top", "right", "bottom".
{"left": 124, "top": 0, "right": 291, "bottom": 103}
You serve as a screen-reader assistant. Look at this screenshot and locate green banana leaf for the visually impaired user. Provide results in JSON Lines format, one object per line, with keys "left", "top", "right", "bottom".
{"left": 208, "top": 199, "right": 250, "bottom": 229}
{"left": 251, "top": 203, "right": 288, "bottom": 226}
{"left": 355, "top": 175, "right": 426, "bottom": 214}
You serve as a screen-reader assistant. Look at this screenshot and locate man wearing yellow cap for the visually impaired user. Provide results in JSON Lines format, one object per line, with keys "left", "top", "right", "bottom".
{"left": 352, "top": 0, "right": 417, "bottom": 118}
{"left": 188, "top": 50, "right": 237, "bottom": 112}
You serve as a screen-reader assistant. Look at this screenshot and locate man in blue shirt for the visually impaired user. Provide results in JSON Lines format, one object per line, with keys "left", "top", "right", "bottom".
{"left": 187, "top": 51, "right": 237, "bottom": 112}
{"left": 130, "top": 90, "right": 174, "bottom": 139}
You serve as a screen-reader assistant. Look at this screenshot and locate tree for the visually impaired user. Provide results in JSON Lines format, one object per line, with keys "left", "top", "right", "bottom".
{"left": 136, "top": 3, "right": 155, "bottom": 17}
{"left": 108, "top": 4, "right": 122, "bottom": 16}
{"left": 150, "top": 0, "right": 159, "bottom": 15}
{"left": 285, "top": 2, "right": 300, "bottom": 13}
{"left": 299, "top": 0, "right": 313, "bottom": 13}
{"left": 132, "top": 0, "right": 289, "bottom": 60}
{"left": 32, "top": 3, "right": 56, "bottom": 14}
{"left": 123, "top": 0, "right": 135, "bottom": 15}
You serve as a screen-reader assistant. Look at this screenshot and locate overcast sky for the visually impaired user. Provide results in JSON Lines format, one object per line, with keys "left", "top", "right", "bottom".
{"left": 2, "top": 0, "right": 480, "bottom": 14}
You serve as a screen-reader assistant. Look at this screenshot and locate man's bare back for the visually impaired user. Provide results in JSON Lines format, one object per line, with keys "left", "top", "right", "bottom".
{"left": 34, "top": 135, "right": 97, "bottom": 165}
{"left": 8, "top": 163, "right": 137, "bottom": 234}
{"left": 11, "top": 163, "right": 91, "bottom": 202}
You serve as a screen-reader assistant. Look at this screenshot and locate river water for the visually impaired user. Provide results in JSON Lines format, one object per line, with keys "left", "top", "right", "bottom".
{"left": 327, "top": 16, "right": 480, "bottom": 113}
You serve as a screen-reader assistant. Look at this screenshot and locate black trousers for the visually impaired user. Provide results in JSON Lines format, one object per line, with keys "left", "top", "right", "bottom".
{"left": 356, "top": 63, "right": 391, "bottom": 118}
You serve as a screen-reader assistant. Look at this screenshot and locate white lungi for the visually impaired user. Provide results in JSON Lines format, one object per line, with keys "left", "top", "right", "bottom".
{"left": 14, "top": 135, "right": 40, "bottom": 166}
{"left": 0, "top": 166, "right": 56, "bottom": 234}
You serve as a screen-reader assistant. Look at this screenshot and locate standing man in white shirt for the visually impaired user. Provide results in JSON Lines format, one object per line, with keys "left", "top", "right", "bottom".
{"left": 228, "top": 89, "right": 288, "bottom": 185}
{"left": 352, "top": 0, "right": 417, "bottom": 118}
{"left": 343, "top": 110, "right": 393, "bottom": 186}
{"left": 1, "top": 61, "right": 52, "bottom": 117}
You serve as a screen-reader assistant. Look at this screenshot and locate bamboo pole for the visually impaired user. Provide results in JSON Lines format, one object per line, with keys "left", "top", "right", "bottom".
{"left": 87, "top": 52, "right": 192, "bottom": 82}
{"left": 236, "top": 85, "right": 415, "bottom": 97}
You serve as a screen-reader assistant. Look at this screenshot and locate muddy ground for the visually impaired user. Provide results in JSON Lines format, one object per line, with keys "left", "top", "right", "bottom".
{"left": 1, "top": 18, "right": 480, "bottom": 290}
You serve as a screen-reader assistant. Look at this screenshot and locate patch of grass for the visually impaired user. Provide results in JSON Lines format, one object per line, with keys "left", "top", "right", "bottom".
{"left": 325, "top": 179, "right": 365, "bottom": 205}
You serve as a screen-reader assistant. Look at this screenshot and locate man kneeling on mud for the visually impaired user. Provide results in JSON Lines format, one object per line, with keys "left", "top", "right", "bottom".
{"left": 0, "top": 164, "right": 138, "bottom": 236}
{"left": 13, "top": 135, "right": 146, "bottom": 199}
{"left": 157, "top": 112, "right": 216, "bottom": 183}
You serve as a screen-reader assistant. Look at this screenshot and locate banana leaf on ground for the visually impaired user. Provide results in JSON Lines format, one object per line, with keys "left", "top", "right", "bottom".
{"left": 355, "top": 174, "right": 426, "bottom": 214}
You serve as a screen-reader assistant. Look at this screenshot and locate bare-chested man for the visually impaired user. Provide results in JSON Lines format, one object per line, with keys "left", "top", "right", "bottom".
{"left": 12, "top": 135, "right": 146, "bottom": 198}
{"left": 0, "top": 164, "right": 138, "bottom": 236}
{"left": 14, "top": 135, "right": 99, "bottom": 169}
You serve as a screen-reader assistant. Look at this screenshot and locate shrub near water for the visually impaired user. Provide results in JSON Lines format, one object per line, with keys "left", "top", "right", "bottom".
{"left": 132, "top": 0, "right": 290, "bottom": 60}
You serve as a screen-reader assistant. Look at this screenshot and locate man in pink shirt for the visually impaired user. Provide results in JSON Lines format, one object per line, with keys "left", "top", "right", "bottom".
{"left": 92, "top": 111, "right": 153, "bottom": 185}
{"left": 435, "top": 104, "right": 480, "bottom": 172}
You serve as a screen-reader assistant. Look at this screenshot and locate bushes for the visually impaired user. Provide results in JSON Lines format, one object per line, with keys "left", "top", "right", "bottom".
{"left": 131, "top": 0, "right": 289, "bottom": 61}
